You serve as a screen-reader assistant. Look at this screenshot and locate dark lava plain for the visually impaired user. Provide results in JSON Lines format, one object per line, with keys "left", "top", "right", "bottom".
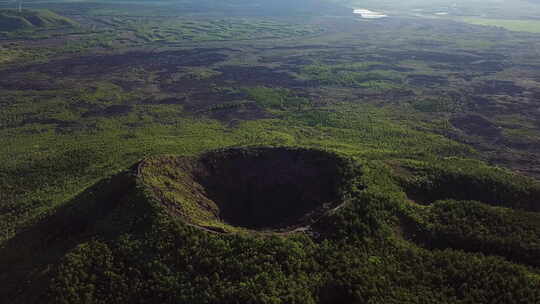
{"left": 1, "top": 12, "right": 540, "bottom": 177}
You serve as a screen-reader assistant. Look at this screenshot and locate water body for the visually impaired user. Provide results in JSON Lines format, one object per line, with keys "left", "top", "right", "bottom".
{"left": 353, "top": 9, "right": 388, "bottom": 19}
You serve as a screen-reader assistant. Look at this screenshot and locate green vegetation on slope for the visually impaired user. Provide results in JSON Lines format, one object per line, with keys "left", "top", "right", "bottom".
{"left": 3, "top": 148, "right": 539, "bottom": 304}
{"left": 0, "top": 9, "right": 77, "bottom": 32}
{"left": 394, "top": 159, "right": 540, "bottom": 211}
{"left": 403, "top": 199, "right": 540, "bottom": 267}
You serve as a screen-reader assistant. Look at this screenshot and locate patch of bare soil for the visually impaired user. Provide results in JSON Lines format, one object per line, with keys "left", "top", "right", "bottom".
{"left": 4, "top": 49, "right": 229, "bottom": 78}
{"left": 382, "top": 50, "right": 481, "bottom": 64}
{"left": 0, "top": 76, "right": 61, "bottom": 91}
{"left": 141, "top": 97, "right": 186, "bottom": 105}
{"left": 407, "top": 74, "right": 448, "bottom": 87}
{"left": 450, "top": 114, "right": 501, "bottom": 139}
{"left": 473, "top": 80, "right": 524, "bottom": 96}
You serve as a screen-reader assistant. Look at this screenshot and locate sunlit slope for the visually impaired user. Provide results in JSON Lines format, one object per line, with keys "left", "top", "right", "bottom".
{"left": 0, "top": 9, "right": 77, "bottom": 32}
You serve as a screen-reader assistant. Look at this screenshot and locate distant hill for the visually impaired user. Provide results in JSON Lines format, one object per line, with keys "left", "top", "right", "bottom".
{"left": 0, "top": 9, "right": 77, "bottom": 32}
{"left": 119, "top": 0, "right": 352, "bottom": 16}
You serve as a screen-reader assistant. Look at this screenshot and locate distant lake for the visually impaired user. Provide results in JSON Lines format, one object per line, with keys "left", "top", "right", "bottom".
{"left": 353, "top": 9, "right": 388, "bottom": 19}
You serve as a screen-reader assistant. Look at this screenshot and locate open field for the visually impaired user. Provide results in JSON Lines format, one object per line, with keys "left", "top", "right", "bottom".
{"left": 461, "top": 17, "right": 540, "bottom": 33}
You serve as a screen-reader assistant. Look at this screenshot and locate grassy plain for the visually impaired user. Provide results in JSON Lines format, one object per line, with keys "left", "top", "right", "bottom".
{"left": 461, "top": 17, "right": 540, "bottom": 33}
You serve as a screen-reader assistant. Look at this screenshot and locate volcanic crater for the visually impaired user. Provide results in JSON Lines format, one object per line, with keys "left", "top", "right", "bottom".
{"left": 139, "top": 147, "right": 360, "bottom": 232}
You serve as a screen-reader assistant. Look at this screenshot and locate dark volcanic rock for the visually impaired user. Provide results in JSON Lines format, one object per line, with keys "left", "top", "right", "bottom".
{"left": 450, "top": 114, "right": 501, "bottom": 139}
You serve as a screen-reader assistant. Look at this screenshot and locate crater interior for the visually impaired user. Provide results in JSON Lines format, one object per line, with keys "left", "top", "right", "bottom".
{"left": 139, "top": 147, "right": 358, "bottom": 232}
